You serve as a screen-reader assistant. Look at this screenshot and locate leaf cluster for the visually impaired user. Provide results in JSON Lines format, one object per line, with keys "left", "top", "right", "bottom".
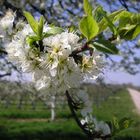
{"left": 24, "top": 11, "right": 64, "bottom": 52}
{"left": 79, "top": 0, "right": 140, "bottom": 54}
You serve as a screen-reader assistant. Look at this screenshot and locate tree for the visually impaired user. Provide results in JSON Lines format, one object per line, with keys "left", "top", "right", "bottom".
{"left": 0, "top": 0, "right": 140, "bottom": 139}
{"left": 0, "top": 0, "right": 140, "bottom": 78}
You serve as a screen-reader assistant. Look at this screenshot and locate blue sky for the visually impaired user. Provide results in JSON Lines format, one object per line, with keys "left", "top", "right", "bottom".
{"left": 105, "top": 70, "right": 140, "bottom": 86}
{"left": 7, "top": 69, "right": 140, "bottom": 87}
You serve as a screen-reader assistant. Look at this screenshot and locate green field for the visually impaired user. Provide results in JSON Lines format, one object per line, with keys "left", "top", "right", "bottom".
{"left": 0, "top": 89, "right": 140, "bottom": 140}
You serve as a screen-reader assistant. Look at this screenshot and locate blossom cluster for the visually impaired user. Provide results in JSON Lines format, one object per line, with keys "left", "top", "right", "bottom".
{"left": 73, "top": 89, "right": 111, "bottom": 136}
{"left": 81, "top": 114, "right": 111, "bottom": 136}
{"left": 0, "top": 11, "right": 103, "bottom": 95}
{"left": 0, "top": 9, "right": 110, "bottom": 137}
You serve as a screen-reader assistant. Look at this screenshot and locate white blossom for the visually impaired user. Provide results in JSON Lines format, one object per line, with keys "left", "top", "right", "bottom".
{"left": 1, "top": 11, "right": 110, "bottom": 137}
{"left": 4, "top": 13, "right": 103, "bottom": 95}
{"left": 0, "top": 10, "right": 15, "bottom": 35}
{"left": 76, "top": 89, "right": 92, "bottom": 117}
{"left": 93, "top": 118, "right": 111, "bottom": 136}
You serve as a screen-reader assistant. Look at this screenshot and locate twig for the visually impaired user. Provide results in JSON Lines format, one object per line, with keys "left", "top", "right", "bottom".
{"left": 58, "top": 0, "right": 75, "bottom": 15}
{"left": 119, "top": 0, "right": 129, "bottom": 11}
{"left": 0, "top": 48, "right": 7, "bottom": 55}
{"left": 0, "top": 73, "right": 11, "bottom": 78}
{"left": 66, "top": 90, "right": 111, "bottom": 140}
{"left": 65, "top": 90, "right": 93, "bottom": 140}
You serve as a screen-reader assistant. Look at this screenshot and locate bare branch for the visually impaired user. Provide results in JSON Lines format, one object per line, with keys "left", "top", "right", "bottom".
{"left": 3, "top": 0, "right": 23, "bottom": 18}
{"left": 0, "top": 73, "right": 11, "bottom": 78}
{"left": 119, "top": 0, "right": 129, "bottom": 11}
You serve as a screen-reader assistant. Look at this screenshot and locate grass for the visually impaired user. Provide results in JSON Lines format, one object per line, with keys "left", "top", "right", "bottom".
{"left": 93, "top": 89, "right": 140, "bottom": 140}
{"left": 0, "top": 119, "right": 87, "bottom": 140}
{"left": 0, "top": 89, "right": 140, "bottom": 140}
{"left": 93, "top": 89, "right": 139, "bottom": 120}
{"left": 0, "top": 107, "right": 72, "bottom": 119}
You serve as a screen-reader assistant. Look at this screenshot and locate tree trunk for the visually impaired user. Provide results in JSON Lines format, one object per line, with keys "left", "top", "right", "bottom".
{"left": 50, "top": 95, "right": 55, "bottom": 121}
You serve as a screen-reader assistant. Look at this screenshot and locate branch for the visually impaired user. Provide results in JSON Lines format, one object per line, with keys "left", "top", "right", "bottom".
{"left": 69, "top": 43, "right": 93, "bottom": 64}
{"left": 0, "top": 48, "right": 7, "bottom": 55}
{"left": 119, "top": 0, "right": 129, "bottom": 11}
{"left": 3, "top": 0, "right": 23, "bottom": 18}
{"left": 69, "top": 43, "right": 93, "bottom": 57}
{"left": 0, "top": 73, "right": 11, "bottom": 78}
{"left": 58, "top": 0, "right": 75, "bottom": 15}
{"left": 66, "top": 90, "right": 111, "bottom": 140}
{"left": 29, "top": 4, "right": 46, "bottom": 17}
{"left": 65, "top": 90, "right": 93, "bottom": 140}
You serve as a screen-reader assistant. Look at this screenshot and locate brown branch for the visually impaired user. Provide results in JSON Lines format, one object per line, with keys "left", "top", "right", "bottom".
{"left": 29, "top": 4, "right": 47, "bottom": 19}
{"left": 69, "top": 43, "right": 93, "bottom": 57}
{"left": 119, "top": 0, "right": 129, "bottom": 11}
{"left": 0, "top": 73, "right": 11, "bottom": 78}
{"left": 66, "top": 90, "right": 111, "bottom": 140}
{"left": 69, "top": 44, "right": 89, "bottom": 57}
{"left": 0, "top": 49, "right": 7, "bottom": 55}
{"left": 65, "top": 90, "right": 93, "bottom": 140}
{"left": 69, "top": 43, "right": 93, "bottom": 64}
{"left": 58, "top": 0, "right": 75, "bottom": 15}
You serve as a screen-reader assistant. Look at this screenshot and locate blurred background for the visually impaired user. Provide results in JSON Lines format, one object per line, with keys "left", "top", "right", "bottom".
{"left": 0, "top": 0, "right": 140, "bottom": 140}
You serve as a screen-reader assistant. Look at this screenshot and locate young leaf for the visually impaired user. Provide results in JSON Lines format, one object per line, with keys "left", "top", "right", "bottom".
{"left": 113, "top": 117, "right": 120, "bottom": 130}
{"left": 23, "top": 11, "right": 38, "bottom": 34}
{"left": 132, "top": 25, "right": 140, "bottom": 39}
{"left": 84, "top": 0, "right": 93, "bottom": 16}
{"left": 47, "top": 27, "right": 64, "bottom": 34}
{"left": 26, "top": 35, "right": 40, "bottom": 48}
{"left": 96, "top": 7, "right": 117, "bottom": 35}
{"left": 118, "top": 24, "right": 137, "bottom": 40}
{"left": 98, "top": 9, "right": 125, "bottom": 33}
{"left": 92, "top": 39, "right": 119, "bottom": 54}
{"left": 43, "top": 27, "right": 64, "bottom": 38}
{"left": 38, "top": 16, "right": 44, "bottom": 38}
{"left": 79, "top": 16, "right": 99, "bottom": 41}
{"left": 118, "top": 13, "right": 140, "bottom": 40}
{"left": 68, "top": 25, "right": 77, "bottom": 33}
{"left": 118, "top": 12, "right": 132, "bottom": 28}
{"left": 93, "top": 6, "right": 106, "bottom": 22}
{"left": 119, "top": 117, "right": 133, "bottom": 130}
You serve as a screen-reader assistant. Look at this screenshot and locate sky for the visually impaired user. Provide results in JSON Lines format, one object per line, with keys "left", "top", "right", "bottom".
{"left": 104, "top": 70, "right": 140, "bottom": 86}
{"left": 6, "top": 68, "right": 140, "bottom": 87}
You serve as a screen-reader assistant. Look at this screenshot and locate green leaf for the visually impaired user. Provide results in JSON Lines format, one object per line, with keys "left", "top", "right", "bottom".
{"left": 131, "top": 13, "right": 140, "bottom": 24}
{"left": 38, "top": 16, "right": 44, "bottom": 38}
{"left": 118, "top": 12, "right": 132, "bottom": 28}
{"left": 113, "top": 117, "right": 120, "bottom": 130}
{"left": 119, "top": 117, "right": 133, "bottom": 130}
{"left": 98, "top": 9, "right": 125, "bottom": 33}
{"left": 92, "top": 39, "right": 119, "bottom": 54}
{"left": 84, "top": 0, "right": 93, "bottom": 16}
{"left": 118, "top": 24, "right": 140, "bottom": 40}
{"left": 43, "top": 27, "right": 64, "bottom": 38}
{"left": 118, "top": 13, "right": 140, "bottom": 40}
{"left": 68, "top": 25, "right": 77, "bottom": 33}
{"left": 23, "top": 11, "right": 38, "bottom": 34}
{"left": 133, "top": 25, "right": 140, "bottom": 39}
{"left": 93, "top": 6, "right": 106, "bottom": 22}
{"left": 95, "top": 7, "right": 117, "bottom": 35}
{"left": 26, "top": 35, "right": 40, "bottom": 47}
{"left": 118, "top": 24, "right": 137, "bottom": 40}
{"left": 48, "top": 27, "right": 64, "bottom": 34}
{"left": 79, "top": 16, "right": 99, "bottom": 41}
